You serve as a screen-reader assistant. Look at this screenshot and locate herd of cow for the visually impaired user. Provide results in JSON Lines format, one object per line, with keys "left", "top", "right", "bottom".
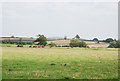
{"left": 17, "top": 45, "right": 45, "bottom": 48}
{"left": 17, "top": 45, "right": 90, "bottom": 48}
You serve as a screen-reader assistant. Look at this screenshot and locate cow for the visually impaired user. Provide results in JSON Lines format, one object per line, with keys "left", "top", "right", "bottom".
{"left": 33, "top": 46, "right": 37, "bottom": 48}
{"left": 42, "top": 46, "right": 45, "bottom": 48}
{"left": 17, "top": 45, "right": 23, "bottom": 47}
{"left": 29, "top": 46, "right": 32, "bottom": 48}
{"left": 84, "top": 46, "right": 90, "bottom": 48}
{"left": 71, "top": 46, "right": 73, "bottom": 48}
{"left": 86, "top": 46, "right": 90, "bottom": 48}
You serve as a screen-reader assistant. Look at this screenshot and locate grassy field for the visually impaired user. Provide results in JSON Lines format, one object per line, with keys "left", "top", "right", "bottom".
{"left": 2, "top": 47, "right": 118, "bottom": 79}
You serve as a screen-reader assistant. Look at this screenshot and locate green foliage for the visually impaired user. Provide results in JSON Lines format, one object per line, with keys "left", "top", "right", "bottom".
{"left": 93, "top": 38, "right": 99, "bottom": 43}
{"left": 2, "top": 39, "right": 15, "bottom": 44}
{"left": 69, "top": 39, "right": 87, "bottom": 47}
{"left": 19, "top": 41, "right": 26, "bottom": 45}
{"left": 34, "top": 34, "right": 47, "bottom": 46}
{"left": 26, "top": 42, "right": 33, "bottom": 45}
{"left": 78, "top": 41, "right": 87, "bottom": 47}
{"left": 108, "top": 40, "right": 120, "bottom": 48}
{"left": 64, "top": 36, "right": 67, "bottom": 40}
{"left": 75, "top": 34, "right": 80, "bottom": 39}
{"left": 16, "top": 38, "right": 26, "bottom": 45}
{"left": 49, "top": 42, "right": 56, "bottom": 48}
{"left": 11, "top": 35, "right": 15, "bottom": 38}
{"left": 19, "top": 38, "right": 22, "bottom": 42}
{"left": 93, "top": 38, "right": 98, "bottom": 41}
{"left": 62, "top": 45, "right": 69, "bottom": 47}
{"left": 105, "top": 38, "right": 114, "bottom": 43}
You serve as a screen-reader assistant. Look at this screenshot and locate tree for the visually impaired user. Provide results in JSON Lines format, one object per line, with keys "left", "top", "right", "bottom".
{"left": 49, "top": 42, "right": 56, "bottom": 48}
{"left": 93, "top": 38, "right": 98, "bottom": 41}
{"left": 93, "top": 38, "right": 99, "bottom": 43}
{"left": 30, "top": 37, "right": 33, "bottom": 39}
{"left": 34, "top": 34, "right": 47, "bottom": 46}
{"left": 108, "top": 40, "right": 120, "bottom": 48}
{"left": 75, "top": 34, "right": 80, "bottom": 39}
{"left": 105, "top": 38, "right": 114, "bottom": 43}
{"left": 64, "top": 36, "right": 67, "bottom": 40}
{"left": 11, "top": 35, "right": 15, "bottom": 38}
{"left": 69, "top": 39, "right": 87, "bottom": 47}
{"left": 17, "top": 38, "right": 22, "bottom": 45}
{"left": 78, "top": 41, "right": 87, "bottom": 47}
{"left": 19, "top": 38, "right": 22, "bottom": 42}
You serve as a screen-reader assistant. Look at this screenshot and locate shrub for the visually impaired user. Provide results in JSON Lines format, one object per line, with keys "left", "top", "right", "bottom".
{"left": 108, "top": 40, "right": 120, "bottom": 48}
{"left": 62, "top": 45, "right": 69, "bottom": 47}
{"left": 34, "top": 34, "right": 47, "bottom": 46}
{"left": 26, "top": 42, "right": 33, "bottom": 45}
{"left": 56, "top": 45, "right": 62, "bottom": 47}
{"left": 48, "top": 42, "right": 56, "bottom": 48}
{"left": 19, "top": 41, "right": 26, "bottom": 45}
{"left": 69, "top": 39, "right": 87, "bottom": 47}
{"left": 105, "top": 38, "right": 114, "bottom": 43}
{"left": 2, "top": 40, "right": 15, "bottom": 44}
{"left": 78, "top": 41, "right": 87, "bottom": 47}
{"left": 93, "top": 38, "right": 99, "bottom": 41}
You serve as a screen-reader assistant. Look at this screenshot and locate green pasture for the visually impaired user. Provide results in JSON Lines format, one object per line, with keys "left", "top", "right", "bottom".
{"left": 2, "top": 46, "right": 118, "bottom": 79}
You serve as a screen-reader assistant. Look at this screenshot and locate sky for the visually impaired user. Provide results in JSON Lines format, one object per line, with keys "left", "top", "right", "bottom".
{"left": 1, "top": 0, "right": 118, "bottom": 40}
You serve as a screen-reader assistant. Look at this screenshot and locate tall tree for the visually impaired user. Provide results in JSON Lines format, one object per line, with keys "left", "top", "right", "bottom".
{"left": 11, "top": 35, "right": 15, "bottom": 38}
{"left": 93, "top": 38, "right": 98, "bottom": 41}
{"left": 93, "top": 38, "right": 99, "bottom": 43}
{"left": 105, "top": 38, "right": 114, "bottom": 43}
{"left": 64, "top": 36, "right": 67, "bottom": 40}
{"left": 34, "top": 34, "right": 47, "bottom": 46}
{"left": 75, "top": 34, "right": 80, "bottom": 39}
{"left": 19, "top": 38, "right": 22, "bottom": 42}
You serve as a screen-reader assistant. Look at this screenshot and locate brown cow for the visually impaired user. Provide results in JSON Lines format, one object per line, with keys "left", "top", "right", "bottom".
{"left": 17, "top": 45, "right": 23, "bottom": 47}
{"left": 29, "top": 46, "right": 32, "bottom": 48}
{"left": 33, "top": 46, "right": 37, "bottom": 48}
{"left": 84, "top": 46, "right": 90, "bottom": 48}
{"left": 86, "top": 46, "right": 90, "bottom": 48}
{"left": 42, "top": 46, "right": 45, "bottom": 48}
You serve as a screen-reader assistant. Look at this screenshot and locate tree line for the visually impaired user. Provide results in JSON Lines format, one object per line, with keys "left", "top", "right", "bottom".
{"left": 1, "top": 34, "right": 120, "bottom": 48}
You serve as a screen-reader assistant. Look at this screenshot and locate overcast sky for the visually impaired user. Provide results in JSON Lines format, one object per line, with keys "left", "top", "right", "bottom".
{"left": 1, "top": 1, "right": 118, "bottom": 40}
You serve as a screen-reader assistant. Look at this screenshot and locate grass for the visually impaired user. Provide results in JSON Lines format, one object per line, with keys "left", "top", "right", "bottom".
{"left": 2, "top": 46, "right": 118, "bottom": 79}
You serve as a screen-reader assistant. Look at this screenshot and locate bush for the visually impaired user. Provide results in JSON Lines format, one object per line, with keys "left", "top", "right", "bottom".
{"left": 108, "top": 40, "right": 120, "bottom": 48}
{"left": 2, "top": 40, "right": 15, "bottom": 44}
{"left": 26, "top": 42, "right": 33, "bottom": 45}
{"left": 78, "top": 41, "right": 87, "bottom": 47}
{"left": 48, "top": 42, "right": 56, "bottom": 48}
{"left": 56, "top": 45, "right": 62, "bottom": 47}
{"left": 34, "top": 34, "right": 47, "bottom": 46}
{"left": 105, "top": 38, "right": 114, "bottom": 43}
{"left": 19, "top": 41, "right": 26, "bottom": 45}
{"left": 62, "top": 45, "right": 69, "bottom": 47}
{"left": 69, "top": 39, "right": 87, "bottom": 47}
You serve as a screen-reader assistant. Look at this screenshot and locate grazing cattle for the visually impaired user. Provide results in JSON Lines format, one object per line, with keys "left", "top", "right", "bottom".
{"left": 42, "top": 46, "right": 45, "bottom": 48}
{"left": 29, "top": 46, "right": 32, "bottom": 48}
{"left": 71, "top": 46, "right": 73, "bottom": 48}
{"left": 17, "top": 45, "right": 23, "bottom": 47}
{"left": 33, "top": 46, "right": 37, "bottom": 48}
{"left": 84, "top": 46, "right": 90, "bottom": 48}
{"left": 38, "top": 45, "right": 41, "bottom": 48}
